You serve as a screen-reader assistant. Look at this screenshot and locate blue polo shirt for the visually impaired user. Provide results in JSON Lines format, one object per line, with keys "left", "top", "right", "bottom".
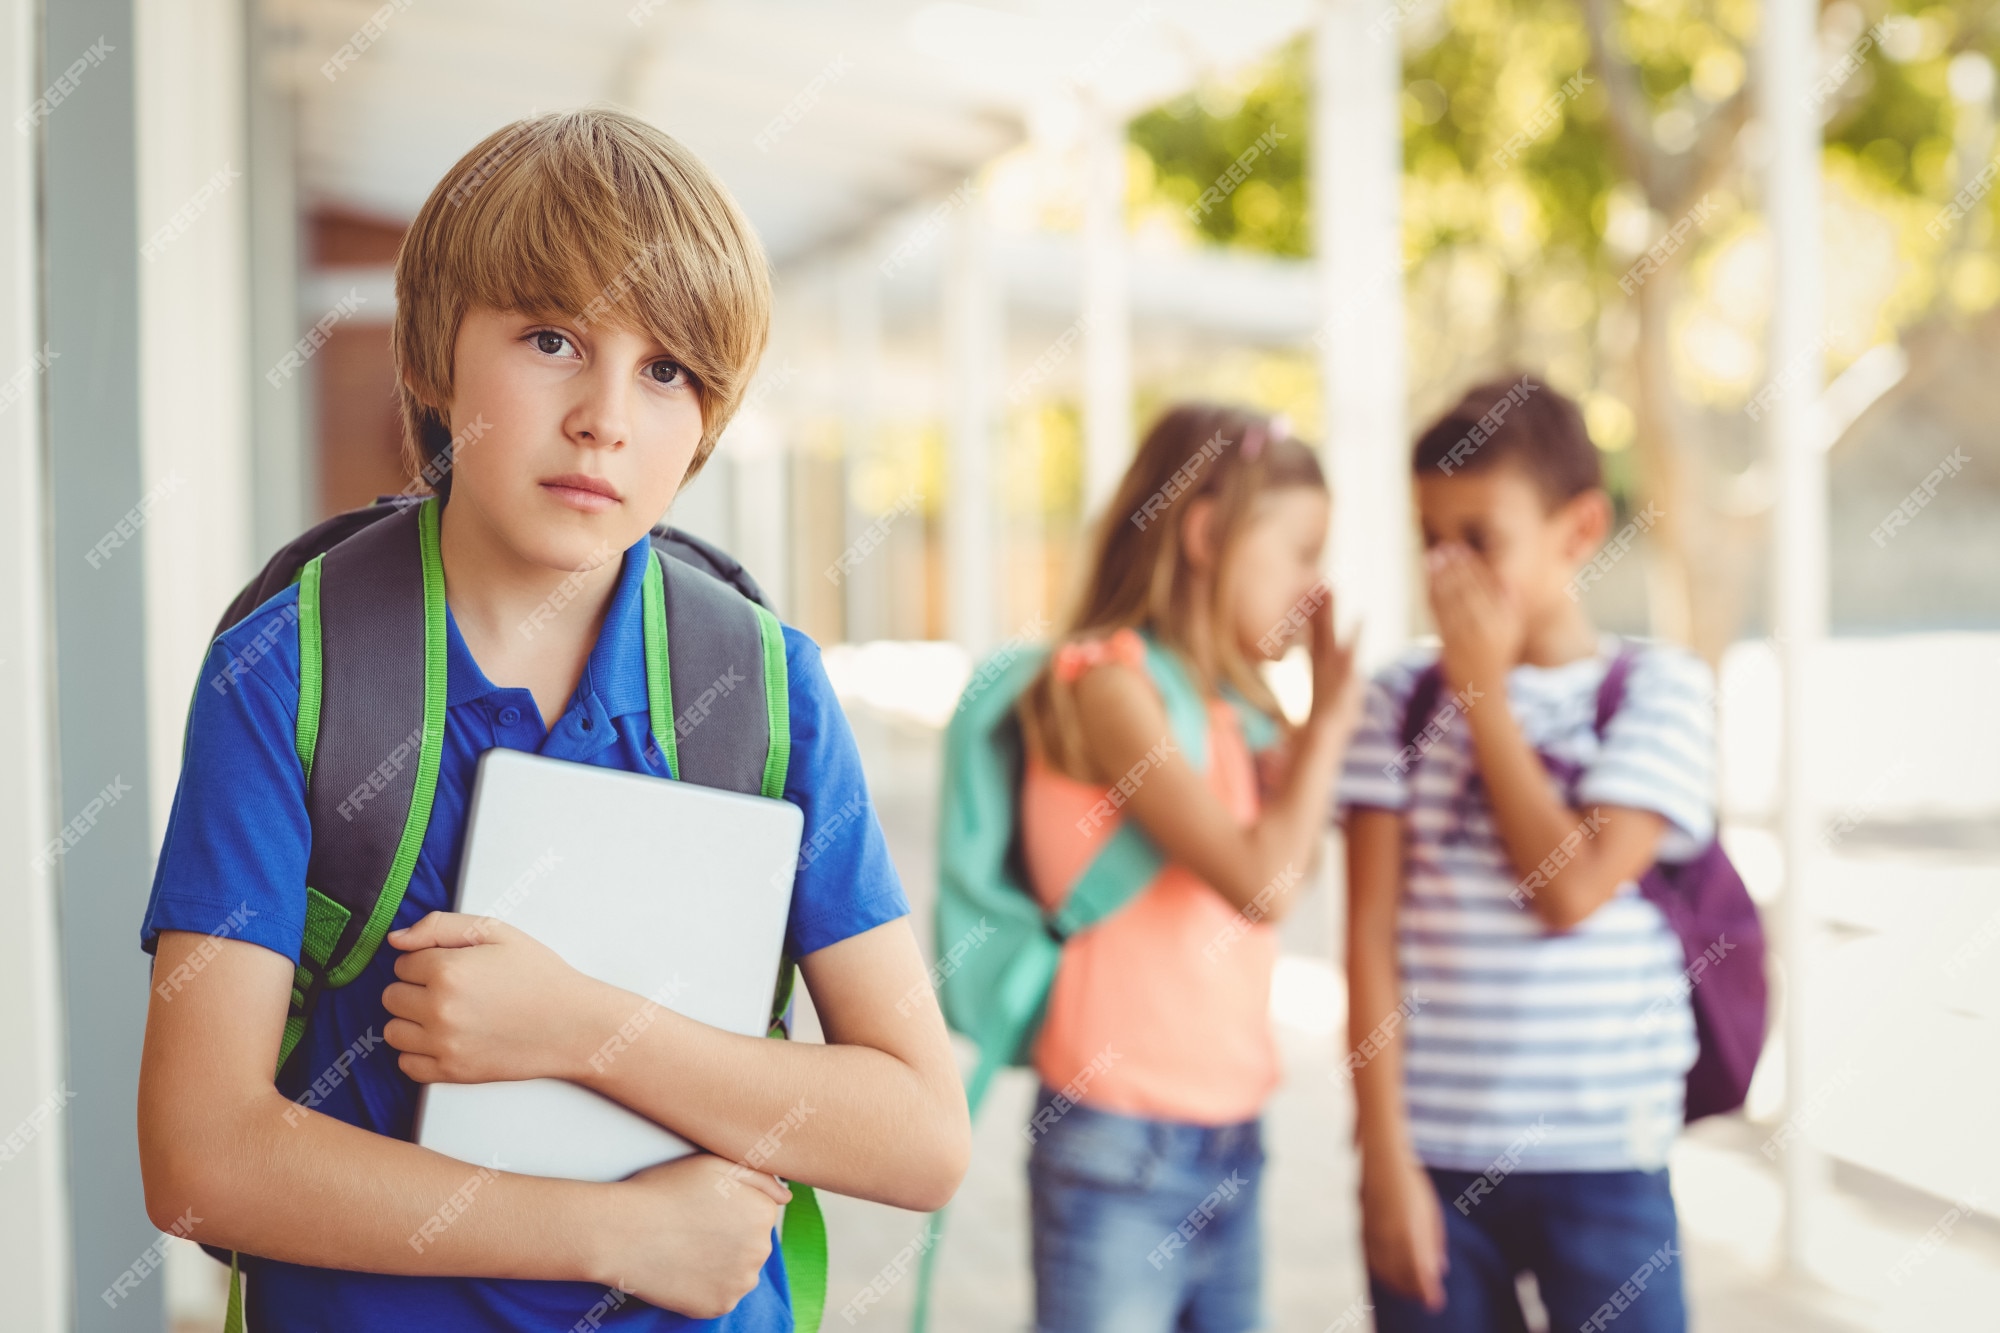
{"left": 140, "top": 531, "right": 909, "bottom": 1332}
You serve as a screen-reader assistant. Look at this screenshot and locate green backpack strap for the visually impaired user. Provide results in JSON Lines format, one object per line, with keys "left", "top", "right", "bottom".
{"left": 913, "top": 629, "right": 1212, "bottom": 1333}
{"left": 280, "top": 495, "right": 449, "bottom": 1071}
{"left": 645, "top": 546, "right": 826, "bottom": 1330}
{"left": 227, "top": 499, "right": 449, "bottom": 1331}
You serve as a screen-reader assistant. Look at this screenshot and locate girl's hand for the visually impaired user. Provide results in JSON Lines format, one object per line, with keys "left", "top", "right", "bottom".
{"left": 382, "top": 912, "right": 609, "bottom": 1085}
{"left": 1304, "top": 584, "right": 1362, "bottom": 739}
{"left": 1361, "top": 1154, "right": 1448, "bottom": 1312}
{"left": 1426, "top": 543, "right": 1523, "bottom": 695}
{"left": 592, "top": 1154, "right": 789, "bottom": 1320}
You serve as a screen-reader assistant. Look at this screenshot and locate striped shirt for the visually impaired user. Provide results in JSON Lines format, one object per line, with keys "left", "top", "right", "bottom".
{"left": 1338, "top": 636, "right": 1715, "bottom": 1172}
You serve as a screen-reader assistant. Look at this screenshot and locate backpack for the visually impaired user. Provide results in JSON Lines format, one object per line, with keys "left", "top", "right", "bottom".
{"left": 203, "top": 495, "right": 827, "bottom": 1332}
{"left": 910, "top": 628, "right": 1276, "bottom": 1330}
{"left": 1399, "top": 642, "right": 1767, "bottom": 1122}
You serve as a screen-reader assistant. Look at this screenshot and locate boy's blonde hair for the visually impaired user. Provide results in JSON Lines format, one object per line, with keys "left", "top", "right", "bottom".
{"left": 392, "top": 108, "right": 771, "bottom": 493}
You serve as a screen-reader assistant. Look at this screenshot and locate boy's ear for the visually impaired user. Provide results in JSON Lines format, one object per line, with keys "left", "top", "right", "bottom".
{"left": 1557, "top": 488, "right": 1613, "bottom": 565}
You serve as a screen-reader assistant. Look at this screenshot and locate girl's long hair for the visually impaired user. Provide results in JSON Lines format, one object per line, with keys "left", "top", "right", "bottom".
{"left": 1019, "top": 402, "right": 1327, "bottom": 782}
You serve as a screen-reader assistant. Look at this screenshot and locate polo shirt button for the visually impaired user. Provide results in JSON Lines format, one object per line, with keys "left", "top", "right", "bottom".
{"left": 497, "top": 706, "right": 521, "bottom": 727}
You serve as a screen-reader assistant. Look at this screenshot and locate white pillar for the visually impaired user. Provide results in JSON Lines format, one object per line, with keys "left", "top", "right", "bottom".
{"left": 1762, "top": 0, "right": 1829, "bottom": 1274}
{"left": 138, "top": 6, "right": 256, "bottom": 1317}
{"left": 139, "top": 0, "right": 255, "bottom": 840}
{"left": 728, "top": 422, "right": 792, "bottom": 619}
{"left": 837, "top": 247, "right": 886, "bottom": 643}
{"left": 1313, "top": 0, "right": 1410, "bottom": 667}
{"left": 1080, "top": 95, "right": 1132, "bottom": 519}
{"left": 0, "top": 1, "right": 72, "bottom": 1326}
{"left": 945, "top": 186, "right": 1000, "bottom": 655}
{"left": 247, "top": 0, "right": 307, "bottom": 551}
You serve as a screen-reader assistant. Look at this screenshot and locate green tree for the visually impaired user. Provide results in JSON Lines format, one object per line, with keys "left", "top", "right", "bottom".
{"left": 1129, "top": 0, "right": 1998, "bottom": 657}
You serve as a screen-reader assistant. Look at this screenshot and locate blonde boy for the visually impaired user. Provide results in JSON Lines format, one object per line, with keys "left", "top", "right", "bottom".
{"left": 137, "top": 110, "right": 968, "bottom": 1329}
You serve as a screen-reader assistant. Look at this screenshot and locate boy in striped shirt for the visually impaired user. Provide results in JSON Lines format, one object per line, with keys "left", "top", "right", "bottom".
{"left": 1339, "top": 377, "right": 1714, "bottom": 1332}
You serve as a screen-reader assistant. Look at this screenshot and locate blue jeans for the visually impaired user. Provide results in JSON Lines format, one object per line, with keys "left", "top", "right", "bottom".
{"left": 1371, "top": 1167, "right": 1686, "bottom": 1333}
{"left": 1027, "top": 1086, "right": 1265, "bottom": 1333}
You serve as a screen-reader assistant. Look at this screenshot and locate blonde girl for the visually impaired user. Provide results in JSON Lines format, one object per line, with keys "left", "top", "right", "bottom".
{"left": 1016, "top": 403, "right": 1360, "bottom": 1333}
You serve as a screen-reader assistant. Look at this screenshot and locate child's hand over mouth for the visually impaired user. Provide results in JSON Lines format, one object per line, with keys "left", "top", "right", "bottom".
{"left": 1426, "top": 542, "right": 1525, "bottom": 696}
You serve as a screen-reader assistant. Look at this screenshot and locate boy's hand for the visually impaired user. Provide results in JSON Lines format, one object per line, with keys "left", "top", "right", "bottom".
{"left": 1361, "top": 1155, "right": 1447, "bottom": 1312}
{"left": 1426, "top": 543, "right": 1523, "bottom": 695}
{"left": 383, "top": 912, "right": 607, "bottom": 1085}
{"left": 595, "top": 1153, "right": 789, "bottom": 1320}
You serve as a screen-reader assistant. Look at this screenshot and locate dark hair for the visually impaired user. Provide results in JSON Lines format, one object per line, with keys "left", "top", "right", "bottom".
{"left": 1412, "top": 373, "right": 1600, "bottom": 507}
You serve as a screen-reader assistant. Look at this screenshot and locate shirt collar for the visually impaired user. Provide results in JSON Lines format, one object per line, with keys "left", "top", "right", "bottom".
{"left": 444, "top": 532, "right": 656, "bottom": 719}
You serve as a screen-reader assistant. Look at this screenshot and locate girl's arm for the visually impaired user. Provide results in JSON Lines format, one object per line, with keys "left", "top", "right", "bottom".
{"left": 139, "top": 931, "right": 787, "bottom": 1320}
{"left": 379, "top": 913, "right": 971, "bottom": 1215}
{"left": 1063, "top": 599, "right": 1359, "bottom": 918}
{"left": 1345, "top": 808, "right": 1445, "bottom": 1310}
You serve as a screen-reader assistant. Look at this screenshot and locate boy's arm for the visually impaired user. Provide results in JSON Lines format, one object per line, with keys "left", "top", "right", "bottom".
{"left": 1346, "top": 809, "right": 1416, "bottom": 1167}
{"left": 139, "top": 931, "right": 786, "bottom": 1318}
{"left": 1461, "top": 694, "right": 1667, "bottom": 930}
{"left": 1345, "top": 808, "right": 1445, "bottom": 1310}
{"left": 382, "top": 912, "right": 970, "bottom": 1215}
{"left": 1427, "top": 543, "right": 1667, "bottom": 931}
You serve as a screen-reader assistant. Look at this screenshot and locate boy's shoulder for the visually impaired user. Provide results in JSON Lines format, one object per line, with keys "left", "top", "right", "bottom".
{"left": 1613, "top": 635, "right": 1716, "bottom": 715}
{"left": 1367, "top": 641, "right": 1444, "bottom": 702}
{"left": 201, "top": 582, "right": 306, "bottom": 706}
{"left": 777, "top": 620, "right": 835, "bottom": 704}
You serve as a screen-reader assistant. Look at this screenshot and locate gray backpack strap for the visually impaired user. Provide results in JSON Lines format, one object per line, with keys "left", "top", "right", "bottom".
{"left": 286, "top": 498, "right": 447, "bottom": 1066}
{"left": 650, "top": 549, "right": 789, "bottom": 799}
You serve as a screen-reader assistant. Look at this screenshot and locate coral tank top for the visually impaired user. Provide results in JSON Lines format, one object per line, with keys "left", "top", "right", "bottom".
{"left": 1020, "top": 627, "right": 1279, "bottom": 1126}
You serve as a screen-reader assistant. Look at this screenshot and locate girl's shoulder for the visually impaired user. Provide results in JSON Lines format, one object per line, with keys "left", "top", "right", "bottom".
{"left": 1050, "top": 626, "right": 1148, "bottom": 683}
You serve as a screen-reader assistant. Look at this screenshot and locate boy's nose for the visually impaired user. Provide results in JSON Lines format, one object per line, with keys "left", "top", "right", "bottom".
{"left": 568, "top": 373, "right": 633, "bottom": 449}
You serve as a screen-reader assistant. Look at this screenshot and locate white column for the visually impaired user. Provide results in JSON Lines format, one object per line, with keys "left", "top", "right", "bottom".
{"left": 1313, "top": 0, "right": 1410, "bottom": 667}
{"left": 0, "top": 0, "right": 72, "bottom": 1326}
{"left": 139, "top": 5, "right": 255, "bottom": 1317}
{"left": 945, "top": 186, "right": 1000, "bottom": 655}
{"left": 1762, "top": 0, "right": 1828, "bottom": 1274}
{"left": 1080, "top": 95, "right": 1132, "bottom": 520}
{"left": 728, "top": 420, "right": 792, "bottom": 619}
{"left": 837, "top": 246, "right": 886, "bottom": 644}
{"left": 247, "top": 0, "right": 307, "bottom": 551}
{"left": 138, "top": 0, "right": 255, "bottom": 840}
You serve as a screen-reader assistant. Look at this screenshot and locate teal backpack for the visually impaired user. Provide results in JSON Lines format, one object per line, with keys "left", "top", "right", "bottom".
{"left": 911, "top": 627, "right": 1277, "bottom": 1330}
{"left": 202, "top": 495, "right": 827, "bottom": 1332}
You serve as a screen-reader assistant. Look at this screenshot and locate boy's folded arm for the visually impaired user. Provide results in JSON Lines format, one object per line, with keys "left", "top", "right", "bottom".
{"left": 138, "top": 931, "right": 618, "bottom": 1283}
{"left": 1462, "top": 693, "right": 1666, "bottom": 930}
{"left": 567, "top": 916, "right": 970, "bottom": 1214}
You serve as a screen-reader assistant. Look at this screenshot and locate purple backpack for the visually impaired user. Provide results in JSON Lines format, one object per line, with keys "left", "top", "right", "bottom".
{"left": 1400, "top": 645, "right": 1767, "bottom": 1121}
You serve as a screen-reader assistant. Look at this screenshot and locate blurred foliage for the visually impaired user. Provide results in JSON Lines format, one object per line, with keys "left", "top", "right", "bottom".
{"left": 1129, "top": 46, "right": 1312, "bottom": 257}
{"left": 1128, "top": 0, "right": 2000, "bottom": 415}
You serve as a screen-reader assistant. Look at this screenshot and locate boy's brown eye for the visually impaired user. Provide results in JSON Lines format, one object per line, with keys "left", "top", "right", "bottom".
{"left": 649, "top": 360, "right": 691, "bottom": 386}
{"left": 533, "top": 331, "right": 569, "bottom": 356}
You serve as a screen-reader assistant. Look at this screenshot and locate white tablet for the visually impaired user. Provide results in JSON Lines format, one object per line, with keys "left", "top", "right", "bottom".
{"left": 414, "top": 747, "right": 803, "bottom": 1182}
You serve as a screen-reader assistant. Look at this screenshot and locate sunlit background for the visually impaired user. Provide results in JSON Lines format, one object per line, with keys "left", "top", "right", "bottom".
{"left": 2, "top": 1, "right": 1997, "bottom": 1330}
